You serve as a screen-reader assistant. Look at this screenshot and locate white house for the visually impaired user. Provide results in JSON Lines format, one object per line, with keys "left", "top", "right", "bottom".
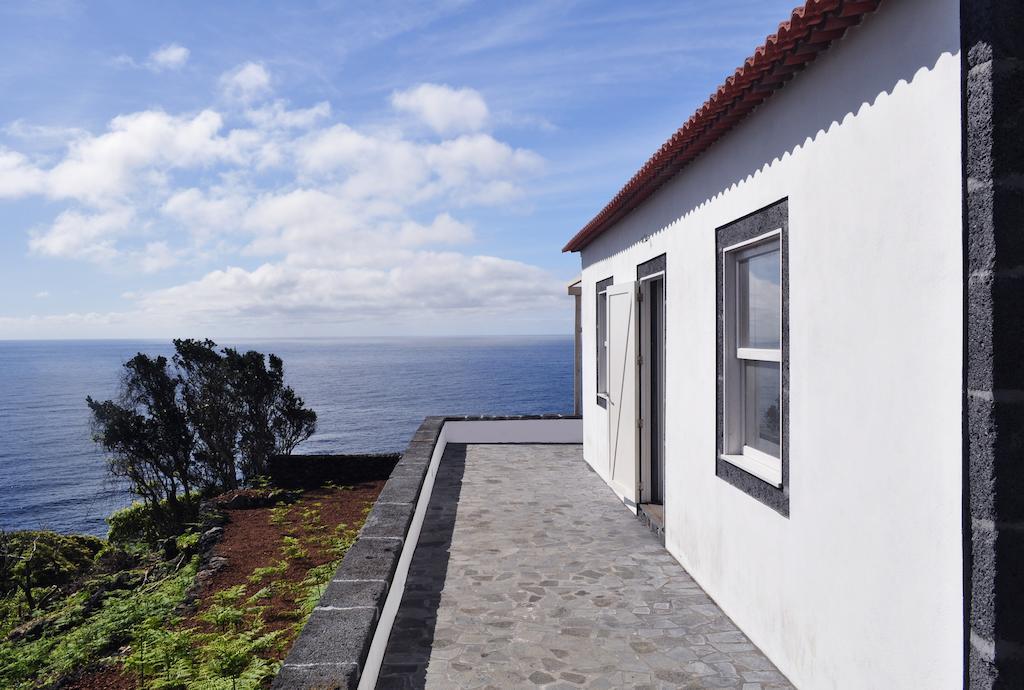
{"left": 564, "top": 0, "right": 1023, "bottom": 688}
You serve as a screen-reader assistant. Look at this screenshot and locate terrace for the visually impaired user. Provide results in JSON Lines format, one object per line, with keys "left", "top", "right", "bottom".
{"left": 273, "top": 418, "right": 791, "bottom": 689}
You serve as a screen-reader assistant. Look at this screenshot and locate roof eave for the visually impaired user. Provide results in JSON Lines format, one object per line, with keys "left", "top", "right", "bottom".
{"left": 563, "top": 0, "right": 882, "bottom": 254}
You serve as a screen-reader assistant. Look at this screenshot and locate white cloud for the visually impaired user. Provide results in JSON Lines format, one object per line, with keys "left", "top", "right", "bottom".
{"left": 391, "top": 83, "right": 489, "bottom": 134}
{"left": 397, "top": 213, "right": 474, "bottom": 246}
{"left": 296, "top": 126, "right": 540, "bottom": 205}
{"left": 245, "top": 100, "right": 330, "bottom": 130}
{"left": 0, "top": 147, "right": 45, "bottom": 197}
{"left": 46, "top": 109, "right": 247, "bottom": 205}
{"left": 219, "top": 62, "right": 272, "bottom": 103}
{"left": 137, "top": 241, "right": 179, "bottom": 272}
{"left": 112, "top": 43, "right": 190, "bottom": 72}
{"left": 4, "top": 120, "right": 87, "bottom": 147}
{"left": 162, "top": 187, "right": 250, "bottom": 239}
{"left": 0, "top": 81, "right": 564, "bottom": 335}
{"left": 133, "top": 251, "right": 562, "bottom": 324}
{"left": 148, "top": 43, "right": 190, "bottom": 71}
{"left": 28, "top": 207, "right": 134, "bottom": 262}
{"left": 35, "top": 291, "right": 49, "bottom": 299}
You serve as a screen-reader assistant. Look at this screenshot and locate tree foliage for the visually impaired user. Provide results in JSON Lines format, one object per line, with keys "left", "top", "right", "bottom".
{"left": 0, "top": 531, "right": 104, "bottom": 612}
{"left": 88, "top": 339, "right": 317, "bottom": 536}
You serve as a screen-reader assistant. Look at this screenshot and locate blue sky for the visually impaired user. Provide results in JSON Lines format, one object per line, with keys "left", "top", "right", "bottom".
{"left": 0, "top": 0, "right": 796, "bottom": 338}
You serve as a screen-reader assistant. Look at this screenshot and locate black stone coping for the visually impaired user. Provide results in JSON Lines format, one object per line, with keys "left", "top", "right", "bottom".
{"left": 962, "top": 2, "right": 1024, "bottom": 687}
{"left": 271, "top": 413, "right": 580, "bottom": 689}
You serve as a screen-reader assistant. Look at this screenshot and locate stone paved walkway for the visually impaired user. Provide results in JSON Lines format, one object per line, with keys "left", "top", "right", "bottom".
{"left": 378, "top": 444, "right": 793, "bottom": 690}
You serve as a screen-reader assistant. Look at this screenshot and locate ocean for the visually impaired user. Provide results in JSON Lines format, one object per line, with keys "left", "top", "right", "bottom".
{"left": 0, "top": 337, "right": 573, "bottom": 536}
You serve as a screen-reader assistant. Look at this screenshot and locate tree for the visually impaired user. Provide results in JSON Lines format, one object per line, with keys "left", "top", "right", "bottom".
{"left": 174, "top": 339, "right": 242, "bottom": 492}
{"left": 273, "top": 386, "right": 318, "bottom": 456}
{"left": 88, "top": 353, "right": 197, "bottom": 530}
{"left": 0, "top": 531, "right": 103, "bottom": 613}
{"left": 226, "top": 349, "right": 284, "bottom": 481}
{"left": 88, "top": 340, "right": 317, "bottom": 534}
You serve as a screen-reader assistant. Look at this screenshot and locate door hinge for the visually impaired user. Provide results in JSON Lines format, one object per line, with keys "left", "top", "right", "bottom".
{"left": 637, "top": 417, "right": 643, "bottom": 430}
{"left": 637, "top": 287, "right": 644, "bottom": 302}
{"left": 637, "top": 354, "right": 643, "bottom": 366}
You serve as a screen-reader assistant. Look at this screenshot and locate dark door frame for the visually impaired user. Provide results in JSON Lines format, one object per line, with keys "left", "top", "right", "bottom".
{"left": 637, "top": 255, "right": 667, "bottom": 509}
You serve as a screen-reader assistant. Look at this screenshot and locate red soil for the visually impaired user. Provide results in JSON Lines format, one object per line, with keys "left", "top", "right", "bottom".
{"left": 63, "top": 479, "right": 385, "bottom": 689}
{"left": 63, "top": 665, "right": 136, "bottom": 690}
{"left": 185, "top": 481, "right": 385, "bottom": 644}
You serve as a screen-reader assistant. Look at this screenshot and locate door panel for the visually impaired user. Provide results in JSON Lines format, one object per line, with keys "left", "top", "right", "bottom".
{"left": 606, "top": 281, "right": 637, "bottom": 505}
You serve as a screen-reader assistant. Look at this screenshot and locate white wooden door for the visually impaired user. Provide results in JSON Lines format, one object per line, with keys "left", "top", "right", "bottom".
{"left": 606, "top": 281, "right": 638, "bottom": 505}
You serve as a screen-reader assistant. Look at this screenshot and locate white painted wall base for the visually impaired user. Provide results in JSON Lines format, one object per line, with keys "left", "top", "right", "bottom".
{"left": 443, "top": 419, "right": 582, "bottom": 445}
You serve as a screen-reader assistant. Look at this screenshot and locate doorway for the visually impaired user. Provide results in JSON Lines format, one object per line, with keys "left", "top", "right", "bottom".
{"left": 638, "top": 264, "right": 666, "bottom": 523}
{"left": 606, "top": 280, "right": 638, "bottom": 505}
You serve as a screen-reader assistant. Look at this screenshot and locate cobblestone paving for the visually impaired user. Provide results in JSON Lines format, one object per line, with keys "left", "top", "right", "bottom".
{"left": 378, "top": 444, "right": 793, "bottom": 690}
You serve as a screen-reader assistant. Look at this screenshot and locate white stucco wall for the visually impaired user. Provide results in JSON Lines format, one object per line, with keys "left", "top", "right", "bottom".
{"left": 578, "top": 0, "right": 964, "bottom": 687}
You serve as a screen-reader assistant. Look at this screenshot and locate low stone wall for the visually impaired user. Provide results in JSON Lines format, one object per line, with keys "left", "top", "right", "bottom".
{"left": 271, "top": 415, "right": 580, "bottom": 690}
{"left": 271, "top": 417, "right": 444, "bottom": 689}
{"left": 268, "top": 453, "right": 400, "bottom": 489}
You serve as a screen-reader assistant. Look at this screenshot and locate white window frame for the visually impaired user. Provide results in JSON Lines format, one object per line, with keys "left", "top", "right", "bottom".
{"left": 597, "top": 286, "right": 609, "bottom": 398}
{"left": 720, "top": 229, "right": 783, "bottom": 487}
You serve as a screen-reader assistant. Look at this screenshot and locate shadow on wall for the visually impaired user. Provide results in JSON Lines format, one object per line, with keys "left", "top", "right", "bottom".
{"left": 377, "top": 444, "right": 468, "bottom": 688}
{"left": 579, "top": 0, "right": 960, "bottom": 267}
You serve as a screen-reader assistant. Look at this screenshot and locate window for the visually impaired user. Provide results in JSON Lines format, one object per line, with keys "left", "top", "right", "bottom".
{"left": 716, "top": 199, "right": 788, "bottom": 515}
{"left": 723, "top": 234, "right": 782, "bottom": 484}
{"left": 595, "top": 276, "right": 613, "bottom": 406}
{"left": 597, "top": 291, "right": 608, "bottom": 393}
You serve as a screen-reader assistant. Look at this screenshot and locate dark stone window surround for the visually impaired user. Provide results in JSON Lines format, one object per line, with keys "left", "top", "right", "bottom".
{"left": 715, "top": 198, "right": 790, "bottom": 517}
{"left": 637, "top": 254, "right": 666, "bottom": 280}
{"left": 595, "top": 276, "right": 613, "bottom": 408}
{"left": 961, "top": 1, "right": 1024, "bottom": 687}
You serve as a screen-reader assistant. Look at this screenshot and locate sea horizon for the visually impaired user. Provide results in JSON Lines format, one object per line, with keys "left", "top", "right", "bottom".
{"left": 0, "top": 336, "right": 574, "bottom": 536}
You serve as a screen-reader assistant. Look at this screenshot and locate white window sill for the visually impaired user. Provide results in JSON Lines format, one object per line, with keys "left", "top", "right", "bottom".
{"left": 720, "top": 448, "right": 782, "bottom": 487}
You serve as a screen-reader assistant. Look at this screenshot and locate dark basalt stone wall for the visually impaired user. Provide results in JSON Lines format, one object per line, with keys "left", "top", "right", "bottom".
{"left": 267, "top": 453, "right": 400, "bottom": 489}
{"left": 961, "top": 1, "right": 1024, "bottom": 687}
{"left": 271, "top": 416, "right": 443, "bottom": 690}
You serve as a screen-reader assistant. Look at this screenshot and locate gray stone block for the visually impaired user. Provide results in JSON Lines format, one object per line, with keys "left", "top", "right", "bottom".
{"left": 285, "top": 607, "right": 378, "bottom": 667}
{"left": 966, "top": 284, "right": 994, "bottom": 395}
{"left": 969, "top": 643, "right": 997, "bottom": 690}
{"left": 272, "top": 663, "right": 359, "bottom": 690}
{"left": 397, "top": 442, "right": 434, "bottom": 464}
{"left": 375, "top": 475, "right": 423, "bottom": 505}
{"left": 966, "top": 179, "right": 995, "bottom": 272}
{"left": 360, "top": 502, "right": 415, "bottom": 540}
{"left": 972, "top": 523, "right": 998, "bottom": 641}
{"left": 966, "top": 58, "right": 994, "bottom": 179}
{"left": 320, "top": 578, "right": 388, "bottom": 612}
{"left": 968, "top": 397, "right": 1024, "bottom": 523}
{"left": 387, "top": 461, "right": 429, "bottom": 484}
{"left": 411, "top": 428, "right": 441, "bottom": 443}
{"left": 335, "top": 536, "right": 403, "bottom": 582}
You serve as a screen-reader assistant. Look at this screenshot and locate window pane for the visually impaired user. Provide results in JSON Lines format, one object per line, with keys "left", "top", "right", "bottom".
{"left": 738, "top": 244, "right": 780, "bottom": 348}
{"left": 744, "top": 360, "right": 781, "bottom": 456}
{"left": 597, "top": 292, "right": 608, "bottom": 393}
